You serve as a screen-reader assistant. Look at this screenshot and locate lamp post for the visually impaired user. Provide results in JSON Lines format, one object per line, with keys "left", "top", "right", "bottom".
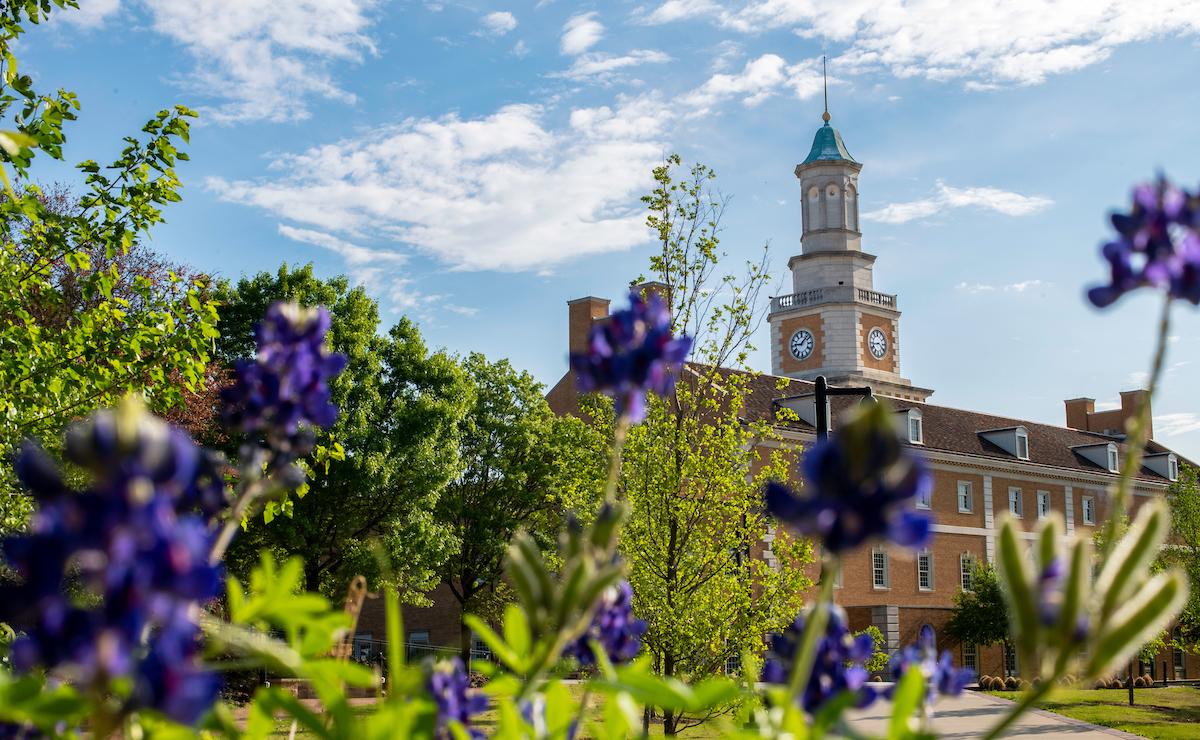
{"left": 812, "top": 375, "right": 875, "bottom": 441}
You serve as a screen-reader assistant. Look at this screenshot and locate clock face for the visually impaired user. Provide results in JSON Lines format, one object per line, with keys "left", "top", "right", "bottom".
{"left": 867, "top": 328, "right": 888, "bottom": 360}
{"left": 789, "top": 329, "right": 815, "bottom": 361}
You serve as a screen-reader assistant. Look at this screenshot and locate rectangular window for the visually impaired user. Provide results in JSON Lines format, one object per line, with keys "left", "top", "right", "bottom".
{"left": 916, "top": 486, "right": 932, "bottom": 510}
{"left": 1037, "top": 490, "right": 1050, "bottom": 520}
{"left": 1016, "top": 431, "right": 1029, "bottom": 460}
{"left": 1108, "top": 446, "right": 1119, "bottom": 473}
{"left": 1004, "top": 643, "right": 1019, "bottom": 677}
{"left": 960, "top": 553, "right": 975, "bottom": 591}
{"left": 909, "top": 417, "right": 923, "bottom": 444}
{"left": 872, "top": 549, "right": 890, "bottom": 589}
{"left": 962, "top": 643, "right": 978, "bottom": 672}
{"left": 917, "top": 550, "right": 933, "bottom": 591}
{"left": 1009, "top": 487, "right": 1023, "bottom": 517}
{"left": 1082, "top": 495, "right": 1095, "bottom": 525}
{"left": 957, "top": 481, "right": 973, "bottom": 513}
{"left": 1170, "top": 457, "right": 1179, "bottom": 481}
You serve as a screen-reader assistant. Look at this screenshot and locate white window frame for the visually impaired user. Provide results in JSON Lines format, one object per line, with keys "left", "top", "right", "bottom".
{"left": 917, "top": 550, "right": 934, "bottom": 591}
{"left": 960, "top": 553, "right": 975, "bottom": 592}
{"left": 957, "top": 480, "right": 973, "bottom": 513}
{"left": 1004, "top": 643, "right": 1019, "bottom": 677}
{"left": 872, "top": 549, "right": 890, "bottom": 590}
{"left": 1107, "top": 443, "right": 1119, "bottom": 473}
{"left": 1036, "top": 490, "right": 1050, "bottom": 520}
{"left": 916, "top": 485, "right": 932, "bottom": 510}
{"left": 1169, "top": 455, "right": 1179, "bottom": 482}
{"left": 1009, "top": 487, "right": 1023, "bottom": 518}
{"left": 1082, "top": 495, "right": 1095, "bottom": 525}
{"left": 1015, "top": 428, "right": 1030, "bottom": 460}
{"left": 908, "top": 410, "right": 924, "bottom": 445}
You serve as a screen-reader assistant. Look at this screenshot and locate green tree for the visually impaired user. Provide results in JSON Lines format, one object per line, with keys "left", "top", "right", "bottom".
{"left": 0, "top": 3, "right": 217, "bottom": 531}
{"left": 946, "top": 563, "right": 1012, "bottom": 674}
{"left": 613, "top": 156, "right": 813, "bottom": 735}
{"left": 218, "top": 264, "right": 472, "bottom": 599}
{"left": 1164, "top": 464, "right": 1200, "bottom": 652}
{"left": 434, "top": 354, "right": 601, "bottom": 661}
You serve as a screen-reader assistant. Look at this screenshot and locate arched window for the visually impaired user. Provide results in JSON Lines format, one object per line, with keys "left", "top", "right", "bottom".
{"left": 825, "top": 184, "right": 841, "bottom": 229}
{"left": 807, "top": 186, "right": 822, "bottom": 230}
{"left": 846, "top": 185, "right": 858, "bottom": 230}
{"left": 919, "top": 624, "right": 936, "bottom": 650}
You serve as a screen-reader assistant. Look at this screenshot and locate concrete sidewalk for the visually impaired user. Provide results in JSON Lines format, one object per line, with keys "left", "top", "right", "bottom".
{"left": 843, "top": 689, "right": 1141, "bottom": 738}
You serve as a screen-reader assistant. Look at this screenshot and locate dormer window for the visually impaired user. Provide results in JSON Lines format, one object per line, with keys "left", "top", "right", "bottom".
{"left": 907, "top": 409, "right": 923, "bottom": 445}
{"left": 979, "top": 426, "right": 1030, "bottom": 460}
{"left": 1144, "top": 452, "right": 1181, "bottom": 481}
{"left": 1073, "top": 441, "right": 1121, "bottom": 474}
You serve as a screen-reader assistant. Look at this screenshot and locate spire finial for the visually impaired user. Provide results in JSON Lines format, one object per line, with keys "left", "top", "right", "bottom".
{"left": 821, "top": 55, "right": 831, "bottom": 123}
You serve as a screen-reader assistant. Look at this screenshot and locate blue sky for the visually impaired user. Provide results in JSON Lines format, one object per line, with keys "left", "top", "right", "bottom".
{"left": 20, "top": 0, "right": 1200, "bottom": 458}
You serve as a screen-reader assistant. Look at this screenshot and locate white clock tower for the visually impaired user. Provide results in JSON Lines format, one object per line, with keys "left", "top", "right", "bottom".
{"left": 767, "top": 105, "right": 932, "bottom": 402}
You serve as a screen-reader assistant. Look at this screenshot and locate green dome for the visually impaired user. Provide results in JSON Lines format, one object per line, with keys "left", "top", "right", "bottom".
{"left": 801, "top": 122, "right": 857, "bottom": 165}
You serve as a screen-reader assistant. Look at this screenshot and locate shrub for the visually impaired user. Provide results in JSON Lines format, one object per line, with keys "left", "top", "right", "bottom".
{"left": 1005, "top": 676, "right": 1019, "bottom": 690}
{"left": 1134, "top": 676, "right": 1148, "bottom": 688}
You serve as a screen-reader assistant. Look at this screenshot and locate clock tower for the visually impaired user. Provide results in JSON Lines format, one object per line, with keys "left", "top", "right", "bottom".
{"left": 768, "top": 106, "right": 932, "bottom": 402}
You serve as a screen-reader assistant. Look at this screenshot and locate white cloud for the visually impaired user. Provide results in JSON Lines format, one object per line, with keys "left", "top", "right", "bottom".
{"left": 135, "top": 0, "right": 378, "bottom": 124}
{"left": 1155, "top": 413, "right": 1200, "bottom": 437}
{"left": 479, "top": 11, "right": 518, "bottom": 37}
{"left": 553, "top": 50, "right": 671, "bottom": 82}
{"left": 57, "top": 0, "right": 121, "bottom": 27}
{"left": 512, "top": 40, "right": 530, "bottom": 57}
{"left": 641, "top": 0, "right": 1200, "bottom": 89}
{"left": 864, "top": 181, "right": 1053, "bottom": 224}
{"left": 683, "top": 53, "right": 823, "bottom": 113}
{"left": 955, "top": 279, "right": 1052, "bottom": 295}
{"left": 561, "top": 12, "right": 604, "bottom": 55}
{"left": 209, "top": 96, "right": 673, "bottom": 272}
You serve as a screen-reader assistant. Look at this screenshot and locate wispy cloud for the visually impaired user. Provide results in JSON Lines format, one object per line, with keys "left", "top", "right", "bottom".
{"left": 955, "top": 279, "right": 1052, "bottom": 295}
{"left": 56, "top": 0, "right": 121, "bottom": 28}
{"left": 137, "top": 0, "right": 379, "bottom": 124}
{"left": 553, "top": 49, "right": 671, "bottom": 82}
{"left": 639, "top": 0, "right": 1200, "bottom": 89}
{"left": 1155, "top": 413, "right": 1200, "bottom": 437}
{"left": 864, "top": 181, "right": 1053, "bottom": 224}
{"left": 210, "top": 96, "right": 673, "bottom": 272}
{"left": 478, "top": 11, "right": 518, "bottom": 37}
{"left": 561, "top": 12, "right": 604, "bottom": 55}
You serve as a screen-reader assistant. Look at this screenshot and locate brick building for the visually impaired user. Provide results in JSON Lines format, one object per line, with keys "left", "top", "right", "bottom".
{"left": 359, "top": 109, "right": 1197, "bottom": 682}
{"left": 545, "top": 110, "right": 1195, "bottom": 681}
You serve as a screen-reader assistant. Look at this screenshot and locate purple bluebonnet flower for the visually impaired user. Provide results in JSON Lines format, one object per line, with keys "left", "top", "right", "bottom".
{"left": 569, "top": 290, "right": 692, "bottom": 422}
{"left": 221, "top": 302, "right": 347, "bottom": 460}
{"left": 1088, "top": 176, "right": 1200, "bottom": 307}
{"left": 762, "top": 604, "right": 877, "bottom": 715}
{"left": 0, "top": 402, "right": 223, "bottom": 726}
{"left": 1036, "top": 557, "right": 1065, "bottom": 627}
{"left": 566, "top": 580, "right": 646, "bottom": 666}
{"left": 428, "top": 658, "right": 488, "bottom": 739}
{"left": 887, "top": 625, "right": 974, "bottom": 703}
{"left": 765, "top": 402, "right": 933, "bottom": 553}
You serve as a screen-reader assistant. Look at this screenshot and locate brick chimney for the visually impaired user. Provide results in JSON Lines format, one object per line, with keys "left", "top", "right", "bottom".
{"left": 1064, "top": 390, "right": 1153, "bottom": 439}
{"left": 567, "top": 296, "right": 610, "bottom": 355}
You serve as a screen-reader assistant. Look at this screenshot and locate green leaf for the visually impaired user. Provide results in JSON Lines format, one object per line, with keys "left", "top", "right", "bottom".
{"left": 502, "top": 602, "right": 531, "bottom": 659}
{"left": 464, "top": 614, "right": 522, "bottom": 672}
{"left": 0, "top": 129, "right": 35, "bottom": 156}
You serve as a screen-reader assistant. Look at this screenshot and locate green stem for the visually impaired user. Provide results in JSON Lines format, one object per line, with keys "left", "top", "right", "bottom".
{"left": 603, "top": 414, "right": 632, "bottom": 503}
{"left": 1101, "top": 294, "right": 1172, "bottom": 557}
{"left": 785, "top": 555, "right": 840, "bottom": 721}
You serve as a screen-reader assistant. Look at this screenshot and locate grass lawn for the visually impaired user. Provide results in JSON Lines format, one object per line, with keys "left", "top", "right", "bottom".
{"left": 987, "top": 687, "right": 1200, "bottom": 739}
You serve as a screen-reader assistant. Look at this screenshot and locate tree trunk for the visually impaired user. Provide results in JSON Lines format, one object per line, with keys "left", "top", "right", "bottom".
{"left": 662, "top": 652, "right": 678, "bottom": 735}
{"left": 304, "top": 559, "right": 322, "bottom": 595}
{"left": 460, "top": 613, "right": 472, "bottom": 664}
